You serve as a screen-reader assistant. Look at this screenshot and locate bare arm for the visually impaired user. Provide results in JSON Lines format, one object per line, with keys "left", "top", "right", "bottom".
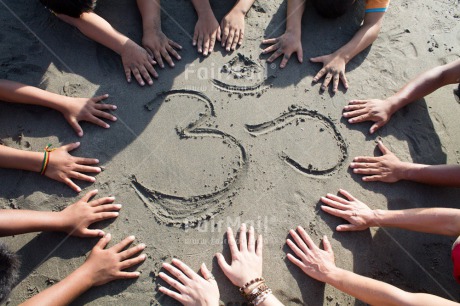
{"left": 190, "top": 0, "right": 221, "bottom": 55}
{"left": 220, "top": 0, "right": 256, "bottom": 51}
{"left": 0, "top": 144, "right": 42, "bottom": 173}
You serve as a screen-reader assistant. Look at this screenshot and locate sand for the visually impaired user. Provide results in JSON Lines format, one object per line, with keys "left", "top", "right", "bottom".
{"left": 1, "top": 0, "right": 460, "bottom": 305}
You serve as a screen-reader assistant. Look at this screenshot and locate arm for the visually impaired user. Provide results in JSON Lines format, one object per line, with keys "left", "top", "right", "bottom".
{"left": 220, "top": 0, "right": 256, "bottom": 51}
{"left": 311, "top": 12, "right": 385, "bottom": 92}
{"left": 320, "top": 189, "right": 460, "bottom": 236}
{"left": 20, "top": 234, "right": 146, "bottom": 306}
{"left": 191, "top": 0, "right": 221, "bottom": 56}
{"left": 350, "top": 140, "right": 460, "bottom": 187}
{"left": 262, "top": 0, "right": 306, "bottom": 68}
{"left": 136, "top": 0, "right": 182, "bottom": 68}
{"left": 286, "top": 227, "right": 458, "bottom": 306}
{"left": 57, "top": 12, "right": 157, "bottom": 86}
{"left": 0, "top": 80, "right": 117, "bottom": 137}
{"left": 343, "top": 59, "right": 460, "bottom": 133}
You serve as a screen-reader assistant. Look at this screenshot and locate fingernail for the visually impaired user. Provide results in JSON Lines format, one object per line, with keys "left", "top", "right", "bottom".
{"left": 78, "top": 132, "right": 83, "bottom": 137}
{"left": 95, "top": 159, "right": 99, "bottom": 163}
{"left": 353, "top": 169, "right": 358, "bottom": 173}
{"left": 76, "top": 187, "right": 81, "bottom": 192}
{"left": 106, "top": 233, "right": 111, "bottom": 239}
{"left": 129, "top": 235, "right": 135, "bottom": 240}
{"left": 115, "top": 204, "right": 122, "bottom": 208}
{"left": 114, "top": 212, "right": 119, "bottom": 216}
{"left": 91, "top": 177, "right": 96, "bottom": 182}
{"left": 140, "top": 254, "right": 147, "bottom": 260}
{"left": 75, "top": 142, "right": 81, "bottom": 146}
{"left": 99, "top": 231, "right": 105, "bottom": 236}
{"left": 112, "top": 106, "right": 117, "bottom": 110}
{"left": 141, "top": 82, "right": 145, "bottom": 86}
{"left": 350, "top": 163, "right": 355, "bottom": 167}
{"left": 139, "top": 243, "right": 146, "bottom": 249}
{"left": 178, "top": 56, "right": 181, "bottom": 59}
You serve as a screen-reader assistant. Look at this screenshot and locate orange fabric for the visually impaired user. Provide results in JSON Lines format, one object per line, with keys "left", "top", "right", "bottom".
{"left": 365, "top": 0, "right": 390, "bottom": 11}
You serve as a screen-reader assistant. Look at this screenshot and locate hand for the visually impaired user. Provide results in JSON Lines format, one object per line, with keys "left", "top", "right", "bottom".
{"left": 59, "top": 189, "right": 121, "bottom": 237}
{"left": 193, "top": 12, "right": 221, "bottom": 56}
{"left": 159, "top": 259, "right": 219, "bottom": 306}
{"left": 320, "top": 189, "right": 374, "bottom": 231}
{"left": 343, "top": 99, "right": 394, "bottom": 134}
{"left": 121, "top": 39, "right": 158, "bottom": 86}
{"left": 142, "top": 30, "right": 182, "bottom": 68}
{"left": 79, "top": 234, "right": 146, "bottom": 287}
{"left": 44, "top": 142, "right": 101, "bottom": 192}
{"left": 286, "top": 227, "right": 336, "bottom": 283}
{"left": 215, "top": 224, "right": 263, "bottom": 288}
{"left": 311, "top": 53, "right": 348, "bottom": 92}
{"left": 262, "top": 31, "right": 303, "bottom": 68}
{"left": 350, "top": 140, "right": 409, "bottom": 183}
{"left": 220, "top": 9, "right": 245, "bottom": 51}
{"left": 61, "top": 94, "right": 117, "bottom": 137}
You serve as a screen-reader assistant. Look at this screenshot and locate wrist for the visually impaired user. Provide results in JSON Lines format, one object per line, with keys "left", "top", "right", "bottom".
{"left": 399, "top": 162, "right": 423, "bottom": 181}
{"left": 385, "top": 96, "right": 405, "bottom": 115}
{"left": 369, "top": 209, "right": 386, "bottom": 227}
{"left": 72, "top": 264, "right": 97, "bottom": 289}
{"left": 321, "top": 266, "right": 343, "bottom": 285}
{"left": 285, "top": 27, "right": 301, "bottom": 39}
{"left": 195, "top": 5, "right": 214, "bottom": 18}
{"left": 232, "top": 2, "right": 249, "bottom": 15}
{"left": 24, "top": 151, "right": 45, "bottom": 173}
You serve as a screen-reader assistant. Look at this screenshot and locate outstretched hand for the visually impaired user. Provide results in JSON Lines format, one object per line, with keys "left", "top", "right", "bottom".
{"left": 343, "top": 99, "right": 394, "bottom": 133}
{"left": 220, "top": 9, "right": 245, "bottom": 51}
{"left": 262, "top": 31, "right": 303, "bottom": 68}
{"left": 142, "top": 30, "right": 182, "bottom": 68}
{"left": 286, "top": 227, "right": 336, "bottom": 283}
{"left": 45, "top": 142, "right": 101, "bottom": 192}
{"left": 159, "top": 259, "right": 219, "bottom": 306}
{"left": 193, "top": 12, "right": 221, "bottom": 56}
{"left": 121, "top": 39, "right": 158, "bottom": 86}
{"left": 60, "top": 189, "right": 121, "bottom": 237}
{"left": 320, "top": 189, "right": 374, "bottom": 231}
{"left": 215, "top": 224, "right": 263, "bottom": 287}
{"left": 61, "top": 94, "right": 117, "bottom": 137}
{"left": 311, "top": 53, "right": 348, "bottom": 93}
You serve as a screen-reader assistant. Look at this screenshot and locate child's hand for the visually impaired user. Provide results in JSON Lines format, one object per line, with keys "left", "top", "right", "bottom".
{"left": 220, "top": 9, "right": 245, "bottom": 52}
{"left": 320, "top": 189, "right": 375, "bottom": 232}
{"left": 286, "top": 227, "right": 336, "bottom": 283}
{"left": 159, "top": 259, "right": 220, "bottom": 306}
{"left": 142, "top": 30, "right": 182, "bottom": 68}
{"left": 350, "top": 140, "right": 409, "bottom": 183}
{"left": 311, "top": 53, "right": 348, "bottom": 93}
{"left": 262, "top": 31, "right": 303, "bottom": 68}
{"left": 60, "top": 189, "right": 121, "bottom": 237}
{"left": 121, "top": 39, "right": 158, "bottom": 86}
{"left": 215, "top": 224, "right": 263, "bottom": 288}
{"left": 193, "top": 11, "right": 221, "bottom": 56}
{"left": 61, "top": 94, "right": 117, "bottom": 137}
{"left": 79, "top": 234, "right": 146, "bottom": 287}
{"left": 45, "top": 142, "right": 101, "bottom": 192}
{"left": 343, "top": 99, "right": 394, "bottom": 134}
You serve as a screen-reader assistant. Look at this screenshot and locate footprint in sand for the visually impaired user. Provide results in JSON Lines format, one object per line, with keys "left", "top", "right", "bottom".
{"left": 131, "top": 90, "right": 247, "bottom": 227}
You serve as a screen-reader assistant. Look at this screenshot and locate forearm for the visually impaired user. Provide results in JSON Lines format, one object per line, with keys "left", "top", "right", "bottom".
{"left": 401, "top": 163, "right": 460, "bottom": 187}
{"left": 58, "top": 12, "right": 129, "bottom": 55}
{"left": 20, "top": 266, "right": 93, "bottom": 306}
{"left": 0, "top": 80, "right": 70, "bottom": 113}
{"left": 285, "top": 0, "right": 306, "bottom": 35}
{"left": 137, "top": 0, "right": 161, "bottom": 33}
{"left": 191, "top": 0, "right": 213, "bottom": 17}
{"left": 0, "top": 210, "right": 65, "bottom": 236}
{"left": 259, "top": 294, "right": 284, "bottom": 306}
{"left": 0, "top": 145, "right": 43, "bottom": 173}
{"left": 387, "top": 59, "right": 460, "bottom": 112}
{"left": 230, "top": 0, "right": 256, "bottom": 15}
{"left": 370, "top": 208, "right": 460, "bottom": 236}
{"left": 326, "top": 267, "right": 457, "bottom": 306}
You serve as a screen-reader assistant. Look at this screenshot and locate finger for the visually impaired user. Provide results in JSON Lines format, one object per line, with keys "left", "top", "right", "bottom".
{"left": 321, "top": 73, "right": 332, "bottom": 91}
{"left": 159, "top": 271, "right": 186, "bottom": 292}
{"left": 239, "top": 223, "right": 247, "bottom": 252}
{"left": 68, "top": 118, "right": 83, "bottom": 137}
{"left": 297, "top": 48, "right": 303, "bottom": 63}
{"left": 139, "top": 67, "right": 153, "bottom": 86}
{"left": 94, "top": 212, "right": 120, "bottom": 222}
{"left": 64, "top": 177, "right": 81, "bottom": 193}
{"left": 119, "top": 243, "right": 146, "bottom": 260}
{"left": 200, "top": 263, "right": 213, "bottom": 281}
{"left": 94, "top": 102, "right": 117, "bottom": 112}
{"left": 332, "top": 74, "right": 340, "bottom": 93}
{"left": 345, "top": 109, "right": 370, "bottom": 120}
{"left": 61, "top": 142, "right": 80, "bottom": 152}
{"left": 280, "top": 53, "right": 291, "bottom": 69}
{"left": 111, "top": 235, "right": 135, "bottom": 253}
{"left": 120, "top": 254, "right": 147, "bottom": 270}
{"left": 362, "top": 175, "right": 385, "bottom": 182}
{"left": 349, "top": 114, "right": 372, "bottom": 124}
{"left": 321, "top": 205, "right": 349, "bottom": 219}
{"left": 168, "top": 39, "right": 182, "bottom": 51}
{"left": 164, "top": 47, "right": 176, "bottom": 66}
{"left": 87, "top": 116, "right": 110, "bottom": 129}
{"left": 343, "top": 104, "right": 366, "bottom": 112}
{"left": 337, "top": 224, "right": 362, "bottom": 231}
{"left": 320, "top": 196, "right": 348, "bottom": 210}
{"left": 377, "top": 140, "right": 391, "bottom": 155}
{"left": 197, "top": 33, "right": 204, "bottom": 53}
{"left": 226, "top": 29, "right": 235, "bottom": 51}
{"left": 154, "top": 51, "right": 165, "bottom": 69}
{"left": 215, "top": 252, "right": 231, "bottom": 275}
{"left": 322, "top": 236, "right": 332, "bottom": 253}
{"left": 74, "top": 157, "right": 99, "bottom": 165}
{"left": 256, "top": 234, "right": 263, "bottom": 256}
{"left": 161, "top": 49, "right": 174, "bottom": 68}
{"left": 287, "top": 253, "right": 306, "bottom": 270}
{"left": 221, "top": 24, "right": 229, "bottom": 46}
{"left": 312, "top": 68, "right": 327, "bottom": 83}
{"left": 353, "top": 168, "right": 383, "bottom": 175}
{"left": 310, "top": 56, "right": 324, "bottom": 63}
{"left": 93, "top": 204, "right": 122, "bottom": 213}
{"left": 227, "top": 227, "right": 239, "bottom": 257}
{"left": 145, "top": 61, "right": 158, "bottom": 79}
{"left": 238, "top": 30, "right": 244, "bottom": 45}
{"left": 203, "top": 35, "right": 211, "bottom": 56}
{"left": 267, "top": 49, "right": 283, "bottom": 63}
{"left": 74, "top": 165, "right": 102, "bottom": 175}
{"left": 89, "top": 196, "right": 115, "bottom": 207}
{"left": 162, "top": 262, "right": 190, "bottom": 285}
{"left": 370, "top": 121, "right": 385, "bottom": 134}
{"left": 94, "top": 232, "right": 111, "bottom": 249}
{"left": 352, "top": 156, "right": 379, "bottom": 163}
{"left": 93, "top": 109, "right": 117, "bottom": 122}
{"left": 340, "top": 71, "right": 349, "bottom": 89}
{"left": 348, "top": 100, "right": 368, "bottom": 105}
{"left": 193, "top": 29, "right": 198, "bottom": 46}
{"left": 166, "top": 45, "right": 181, "bottom": 62}
{"left": 209, "top": 33, "right": 216, "bottom": 53}
{"left": 115, "top": 271, "right": 141, "bottom": 279}
{"left": 216, "top": 26, "right": 221, "bottom": 41}
{"left": 172, "top": 258, "right": 198, "bottom": 280}
{"left": 248, "top": 226, "right": 255, "bottom": 252}
{"left": 338, "top": 189, "right": 357, "bottom": 201}
{"left": 324, "top": 193, "right": 349, "bottom": 205}
{"left": 80, "top": 228, "right": 105, "bottom": 237}
{"left": 92, "top": 94, "right": 109, "bottom": 102}
{"left": 124, "top": 66, "right": 132, "bottom": 83}
{"left": 289, "top": 229, "right": 310, "bottom": 254}
{"left": 132, "top": 68, "right": 145, "bottom": 86}
{"left": 286, "top": 239, "right": 307, "bottom": 260}
{"left": 262, "top": 38, "right": 278, "bottom": 44}
{"left": 231, "top": 30, "right": 239, "bottom": 50}
{"left": 296, "top": 226, "right": 317, "bottom": 250}
{"left": 81, "top": 189, "right": 98, "bottom": 202}
{"left": 262, "top": 43, "right": 280, "bottom": 55}
{"left": 158, "top": 286, "right": 186, "bottom": 304}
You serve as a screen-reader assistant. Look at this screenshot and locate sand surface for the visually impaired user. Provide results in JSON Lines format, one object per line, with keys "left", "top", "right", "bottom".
{"left": 1, "top": 0, "right": 460, "bottom": 305}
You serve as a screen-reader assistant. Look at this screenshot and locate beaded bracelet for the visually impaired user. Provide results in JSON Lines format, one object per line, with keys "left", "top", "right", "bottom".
{"left": 239, "top": 277, "right": 265, "bottom": 294}
{"left": 40, "top": 144, "right": 56, "bottom": 175}
{"left": 253, "top": 288, "right": 272, "bottom": 306}
{"left": 246, "top": 283, "right": 269, "bottom": 301}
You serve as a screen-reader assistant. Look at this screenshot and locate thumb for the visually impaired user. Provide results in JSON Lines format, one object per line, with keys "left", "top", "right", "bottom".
{"left": 297, "top": 48, "right": 304, "bottom": 63}
{"left": 94, "top": 233, "right": 111, "bottom": 249}
{"left": 377, "top": 140, "right": 391, "bottom": 155}
{"left": 62, "top": 142, "right": 80, "bottom": 152}
{"left": 370, "top": 121, "right": 385, "bottom": 134}
{"left": 68, "top": 118, "right": 83, "bottom": 137}
{"left": 215, "top": 253, "right": 231, "bottom": 274}
{"left": 336, "top": 224, "right": 359, "bottom": 232}
{"left": 81, "top": 228, "right": 105, "bottom": 238}
{"left": 310, "top": 56, "right": 324, "bottom": 63}
{"left": 322, "top": 235, "right": 332, "bottom": 253}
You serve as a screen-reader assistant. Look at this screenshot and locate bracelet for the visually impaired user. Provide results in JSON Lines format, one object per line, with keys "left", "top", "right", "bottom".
{"left": 239, "top": 277, "right": 265, "bottom": 294}
{"left": 40, "top": 144, "right": 56, "bottom": 175}
{"left": 245, "top": 283, "right": 269, "bottom": 301}
{"left": 253, "top": 289, "right": 272, "bottom": 306}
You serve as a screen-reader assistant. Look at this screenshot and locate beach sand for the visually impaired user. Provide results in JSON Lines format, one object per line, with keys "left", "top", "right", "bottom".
{"left": 1, "top": 0, "right": 460, "bottom": 305}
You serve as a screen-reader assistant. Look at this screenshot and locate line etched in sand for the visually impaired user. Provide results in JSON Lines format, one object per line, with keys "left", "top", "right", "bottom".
{"left": 245, "top": 105, "right": 348, "bottom": 176}
{"left": 133, "top": 90, "right": 247, "bottom": 227}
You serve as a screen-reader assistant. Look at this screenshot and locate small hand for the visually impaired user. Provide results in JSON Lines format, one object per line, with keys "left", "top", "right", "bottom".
{"left": 350, "top": 140, "right": 407, "bottom": 183}
{"left": 286, "top": 227, "right": 336, "bottom": 283}
{"left": 159, "top": 259, "right": 220, "bottom": 306}
{"left": 60, "top": 189, "right": 121, "bottom": 237}
{"left": 320, "top": 189, "right": 374, "bottom": 231}
{"left": 311, "top": 53, "right": 348, "bottom": 92}
{"left": 193, "top": 12, "right": 221, "bottom": 56}
{"left": 343, "top": 99, "right": 393, "bottom": 134}
{"left": 44, "top": 142, "right": 101, "bottom": 192}
{"left": 121, "top": 39, "right": 158, "bottom": 86}
{"left": 215, "top": 224, "right": 263, "bottom": 287}
{"left": 80, "top": 234, "right": 146, "bottom": 287}
{"left": 142, "top": 30, "right": 182, "bottom": 68}
{"left": 262, "top": 31, "right": 303, "bottom": 68}
{"left": 62, "top": 94, "right": 117, "bottom": 137}
{"left": 221, "top": 9, "right": 245, "bottom": 51}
